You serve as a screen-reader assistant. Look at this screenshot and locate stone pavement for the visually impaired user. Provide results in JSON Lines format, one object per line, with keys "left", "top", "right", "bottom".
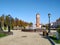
{"left": 0, "top": 30, "right": 51, "bottom": 45}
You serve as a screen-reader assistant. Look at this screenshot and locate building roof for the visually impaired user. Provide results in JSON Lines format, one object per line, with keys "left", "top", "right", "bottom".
{"left": 36, "top": 13, "right": 40, "bottom": 15}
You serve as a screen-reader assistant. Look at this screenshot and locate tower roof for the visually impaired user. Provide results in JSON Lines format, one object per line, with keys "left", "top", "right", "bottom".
{"left": 36, "top": 13, "right": 40, "bottom": 15}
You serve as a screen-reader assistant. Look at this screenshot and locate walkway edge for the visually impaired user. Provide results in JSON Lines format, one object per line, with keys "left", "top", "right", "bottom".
{"left": 47, "top": 36, "right": 60, "bottom": 45}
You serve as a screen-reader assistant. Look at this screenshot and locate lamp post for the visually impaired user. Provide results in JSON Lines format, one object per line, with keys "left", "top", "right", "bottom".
{"left": 48, "top": 13, "right": 51, "bottom": 33}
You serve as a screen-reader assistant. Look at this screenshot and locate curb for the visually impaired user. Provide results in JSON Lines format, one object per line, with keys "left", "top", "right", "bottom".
{"left": 47, "top": 36, "right": 60, "bottom": 45}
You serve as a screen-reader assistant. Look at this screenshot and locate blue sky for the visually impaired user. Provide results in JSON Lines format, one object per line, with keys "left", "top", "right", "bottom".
{"left": 0, "top": 0, "right": 60, "bottom": 24}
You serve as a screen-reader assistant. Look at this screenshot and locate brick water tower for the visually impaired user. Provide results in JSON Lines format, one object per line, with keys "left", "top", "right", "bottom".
{"left": 36, "top": 13, "right": 41, "bottom": 28}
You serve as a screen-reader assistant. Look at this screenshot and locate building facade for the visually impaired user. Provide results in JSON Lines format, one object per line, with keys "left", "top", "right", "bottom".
{"left": 52, "top": 18, "right": 60, "bottom": 28}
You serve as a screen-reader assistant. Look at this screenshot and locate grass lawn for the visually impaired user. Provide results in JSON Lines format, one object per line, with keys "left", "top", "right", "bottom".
{"left": 0, "top": 33, "right": 7, "bottom": 38}
{"left": 50, "top": 35, "right": 60, "bottom": 44}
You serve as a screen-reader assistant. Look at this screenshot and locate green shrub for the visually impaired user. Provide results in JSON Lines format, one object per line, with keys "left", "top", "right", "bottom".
{"left": 50, "top": 35, "right": 60, "bottom": 44}
{"left": 0, "top": 33, "right": 7, "bottom": 37}
{"left": 57, "top": 25, "right": 60, "bottom": 39}
{"left": 57, "top": 28, "right": 60, "bottom": 33}
{"left": 57, "top": 25, "right": 60, "bottom": 33}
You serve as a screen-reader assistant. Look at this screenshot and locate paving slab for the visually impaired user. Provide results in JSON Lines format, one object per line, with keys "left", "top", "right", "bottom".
{"left": 0, "top": 30, "right": 51, "bottom": 45}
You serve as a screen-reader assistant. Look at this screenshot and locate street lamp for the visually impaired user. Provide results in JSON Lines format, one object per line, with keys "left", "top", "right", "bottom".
{"left": 48, "top": 13, "right": 51, "bottom": 33}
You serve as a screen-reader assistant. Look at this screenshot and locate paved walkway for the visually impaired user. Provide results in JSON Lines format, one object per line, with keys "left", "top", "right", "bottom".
{"left": 0, "top": 30, "right": 51, "bottom": 45}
